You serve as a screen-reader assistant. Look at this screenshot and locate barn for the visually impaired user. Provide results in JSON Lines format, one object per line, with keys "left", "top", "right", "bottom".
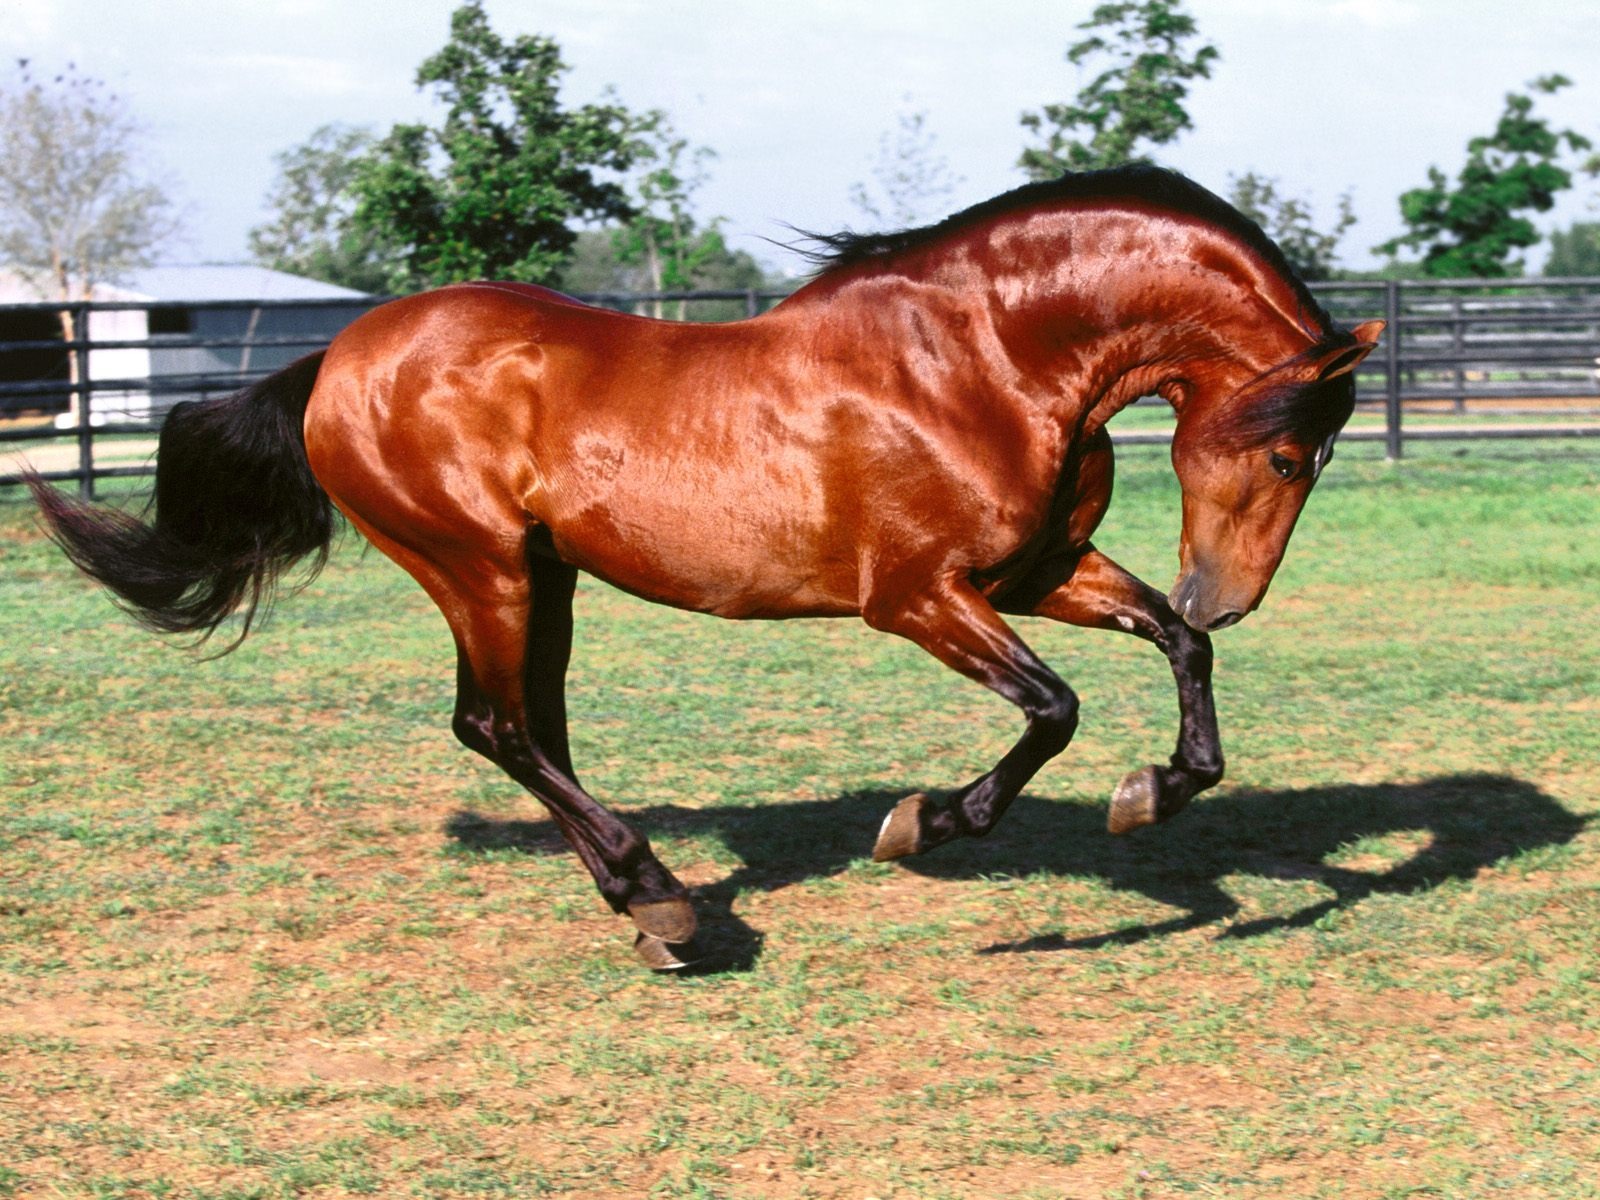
{"left": 0, "top": 265, "right": 370, "bottom": 425}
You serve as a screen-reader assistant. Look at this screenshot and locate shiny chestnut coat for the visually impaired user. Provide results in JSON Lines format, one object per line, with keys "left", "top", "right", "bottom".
{"left": 33, "top": 167, "right": 1380, "bottom": 966}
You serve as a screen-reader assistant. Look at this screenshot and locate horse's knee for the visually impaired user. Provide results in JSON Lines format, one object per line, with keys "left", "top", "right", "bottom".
{"left": 1030, "top": 685, "right": 1080, "bottom": 748}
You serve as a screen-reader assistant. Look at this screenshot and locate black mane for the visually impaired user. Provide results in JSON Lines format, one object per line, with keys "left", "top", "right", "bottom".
{"left": 798, "top": 164, "right": 1333, "bottom": 334}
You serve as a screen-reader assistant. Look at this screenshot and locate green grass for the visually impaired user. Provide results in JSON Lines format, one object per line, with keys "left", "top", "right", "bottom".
{"left": 1, "top": 439, "right": 1597, "bottom": 1198}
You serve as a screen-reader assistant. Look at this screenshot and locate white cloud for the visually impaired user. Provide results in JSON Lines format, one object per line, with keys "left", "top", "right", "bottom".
{"left": 0, "top": 0, "right": 63, "bottom": 51}
{"left": 1327, "top": 0, "right": 1423, "bottom": 30}
{"left": 197, "top": 52, "right": 368, "bottom": 99}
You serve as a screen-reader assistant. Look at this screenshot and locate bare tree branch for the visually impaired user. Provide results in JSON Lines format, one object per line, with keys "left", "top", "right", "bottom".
{"left": 0, "top": 60, "right": 178, "bottom": 301}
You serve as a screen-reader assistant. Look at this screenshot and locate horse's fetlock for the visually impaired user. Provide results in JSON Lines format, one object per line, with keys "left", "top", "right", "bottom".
{"left": 1179, "top": 751, "right": 1224, "bottom": 788}
{"left": 614, "top": 830, "right": 658, "bottom": 875}
{"left": 597, "top": 880, "right": 632, "bottom": 915}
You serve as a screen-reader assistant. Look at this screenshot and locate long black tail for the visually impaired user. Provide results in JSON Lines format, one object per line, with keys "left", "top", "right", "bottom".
{"left": 28, "top": 350, "right": 335, "bottom": 651}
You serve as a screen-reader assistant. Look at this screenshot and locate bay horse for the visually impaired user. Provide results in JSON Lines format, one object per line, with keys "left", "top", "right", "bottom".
{"left": 31, "top": 165, "right": 1381, "bottom": 968}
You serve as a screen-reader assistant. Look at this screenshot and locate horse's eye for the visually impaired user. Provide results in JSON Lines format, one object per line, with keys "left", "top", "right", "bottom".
{"left": 1269, "top": 452, "right": 1298, "bottom": 479}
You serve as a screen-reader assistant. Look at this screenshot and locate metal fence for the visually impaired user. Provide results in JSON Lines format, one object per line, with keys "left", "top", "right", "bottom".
{"left": 0, "top": 296, "right": 375, "bottom": 496}
{"left": 1317, "top": 277, "right": 1600, "bottom": 459}
{"left": 4, "top": 279, "right": 1598, "bottom": 498}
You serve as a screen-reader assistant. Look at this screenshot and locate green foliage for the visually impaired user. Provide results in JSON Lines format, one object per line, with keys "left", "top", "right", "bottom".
{"left": 1544, "top": 222, "right": 1600, "bottom": 277}
{"left": 248, "top": 124, "right": 396, "bottom": 293}
{"left": 557, "top": 111, "right": 770, "bottom": 320}
{"left": 849, "top": 96, "right": 964, "bottom": 228}
{"left": 559, "top": 229, "right": 650, "bottom": 293}
{"left": 559, "top": 229, "right": 769, "bottom": 320}
{"left": 250, "top": 9, "right": 760, "bottom": 311}
{"left": 1377, "top": 76, "right": 1593, "bottom": 278}
{"left": 352, "top": 2, "right": 639, "bottom": 291}
{"left": 606, "top": 112, "right": 736, "bottom": 318}
{"left": 0, "top": 59, "right": 176, "bottom": 299}
{"left": 1228, "top": 171, "right": 1357, "bottom": 283}
{"left": 1018, "top": 0, "right": 1218, "bottom": 179}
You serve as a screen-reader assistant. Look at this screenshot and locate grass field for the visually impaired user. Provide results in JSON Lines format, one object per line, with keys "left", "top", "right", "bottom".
{"left": 1, "top": 440, "right": 1597, "bottom": 1199}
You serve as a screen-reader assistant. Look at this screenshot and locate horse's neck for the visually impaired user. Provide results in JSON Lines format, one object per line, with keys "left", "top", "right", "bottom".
{"left": 975, "top": 208, "right": 1319, "bottom": 433}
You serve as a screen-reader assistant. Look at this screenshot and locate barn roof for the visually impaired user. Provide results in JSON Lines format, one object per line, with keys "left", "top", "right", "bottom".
{"left": 113, "top": 265, "right": 368, "bottom": 302}
{"left": 0, "top": 265, "right": 367, "bottom": 304}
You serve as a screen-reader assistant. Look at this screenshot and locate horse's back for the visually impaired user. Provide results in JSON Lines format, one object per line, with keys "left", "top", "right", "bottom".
{"left": 301, "top": 279, "right": 1082, "bottom": 622}
{"left": 301, "top": 285, "right": 863, "bottom": 615}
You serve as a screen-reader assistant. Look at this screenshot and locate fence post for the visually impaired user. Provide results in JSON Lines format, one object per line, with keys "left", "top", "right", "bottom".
{"left": 1450, "top": 296, "right": 1465, "bottom": 414}
{"left": 1384, "top": 280, "right": 1402, "bottom": 461}
{"left": 72, "top": 305, "right": 94, "bottom": 499}
{"left": 745, "top": 288, "right": 758, "bottom": 319}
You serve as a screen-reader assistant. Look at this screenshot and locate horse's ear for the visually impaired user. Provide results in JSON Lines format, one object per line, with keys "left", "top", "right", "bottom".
{"left": 1350, "top": 319, "right": 1385, "bottom": 346}
{"left": 1309, "top": 321, "right": 1384, "bottom": 380}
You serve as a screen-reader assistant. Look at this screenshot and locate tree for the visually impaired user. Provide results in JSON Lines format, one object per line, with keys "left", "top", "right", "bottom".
{"left": 849, "top": 97, "right": 964, "bottom": 228}
{"left": 248, "top": 124, "right": 395, "bottom": 293}
{"left": 1018, "top": 0, "right": 1217, "bottom": 179}
{"left": 1227, "top": 171, "right": 1357, "bottom": 282}
{"left": 561, "top": 115, "right": 773, "bottom": 323}
{"left": 589, "top": 110, "right": 777, "bottom": 321}
{"left": 560, "top": 228, "right": 770, "bottom": 321}
{"left": 1544, "top": 222, "right": 1600, "bottom": 276}
{"left": 1376, "top": 76, "right": 1593, "bottom": 278}
{"left": 610, "top": 112, "right": 726, "bottom": 318}
{"left": 0, "top": 59, "right": 176, "bottom": 301}
{"left": 352, "top": 1, "right": 640, "bottom": 291}
{"left": 0, "top": 59, "right": 177, "bottom": 423}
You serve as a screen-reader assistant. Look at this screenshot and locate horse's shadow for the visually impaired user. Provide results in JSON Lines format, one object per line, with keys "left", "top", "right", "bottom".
{"left": 445, "top": 773, "right": 1585, "bottom": 971}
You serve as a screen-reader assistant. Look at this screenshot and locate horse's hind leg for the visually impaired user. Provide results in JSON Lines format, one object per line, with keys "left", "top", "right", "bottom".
{"left": 1000, "top": 547, "right": 1224, "bottom": 833}
{"left": 448, "top": 550, "right": 700, "bottom": 965}
{"left": 345, "top": 517, "right": 698, "bottom": 967}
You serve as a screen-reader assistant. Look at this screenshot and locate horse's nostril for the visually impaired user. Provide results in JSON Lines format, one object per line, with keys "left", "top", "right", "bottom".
{"left": 1167, "top": 576, "right": 1197, "bottom": 619}
{"left": 1205, "top": 611, "right": 1244, "bottom": 631}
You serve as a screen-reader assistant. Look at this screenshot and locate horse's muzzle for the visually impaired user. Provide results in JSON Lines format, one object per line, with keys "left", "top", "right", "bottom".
{"left": 1169, "top": 570, "right": 1250, "bottom": 633}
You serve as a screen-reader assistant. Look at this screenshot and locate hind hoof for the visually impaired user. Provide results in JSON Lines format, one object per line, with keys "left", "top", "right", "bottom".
{"left": 634, "top": 932, "right": 701, "bottom": 972}
{"left": 873, "top": 793, "right": 928, "bottom": 861}
{"left": 628, "top": 896, "right": 698, "bottom": 945}
{"left": 1108, "top": 766, "right": 1161, "bottom": 835}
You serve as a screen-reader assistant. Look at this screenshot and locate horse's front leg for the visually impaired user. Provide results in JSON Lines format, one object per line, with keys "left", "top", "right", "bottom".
{"left": 864, "top": 578, "right": 1080, "bottom": 861}
{"left": 999, "top": 546, "right": 1224, "bottom": 833}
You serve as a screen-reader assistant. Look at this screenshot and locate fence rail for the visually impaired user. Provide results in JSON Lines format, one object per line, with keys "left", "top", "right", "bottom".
{"left": 4, "top": 279, "right": 1598, "bottom": 497}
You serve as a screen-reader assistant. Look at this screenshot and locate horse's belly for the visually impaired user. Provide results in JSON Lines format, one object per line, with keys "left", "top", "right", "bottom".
{"left": 544, "top": 493, "right": 860, "bottom": 620}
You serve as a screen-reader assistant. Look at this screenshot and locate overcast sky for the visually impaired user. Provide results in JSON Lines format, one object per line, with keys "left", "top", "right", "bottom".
{"left": 9, "top": 0, "right": 1600, "bottom": 277}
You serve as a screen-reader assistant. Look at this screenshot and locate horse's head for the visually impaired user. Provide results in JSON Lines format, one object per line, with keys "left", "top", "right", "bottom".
{"left": 1168, "top": 319, "right": 1383, "bottom": 631}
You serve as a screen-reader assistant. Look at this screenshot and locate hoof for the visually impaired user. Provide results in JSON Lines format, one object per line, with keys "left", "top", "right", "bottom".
{"left": 1108, "top": 765, "right": 1161, "bottom": 835}
{"left": 628, "top": 896, "right": 698, "bottom": 945}
{"left": 872, "top": 793, "right": 928, "bottom": 862}
{"left": 634, "top": 932, "right": 700, "bottom": 972}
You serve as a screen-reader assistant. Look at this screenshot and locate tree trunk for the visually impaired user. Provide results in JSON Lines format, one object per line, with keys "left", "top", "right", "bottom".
{"left": 646, "top": 233, "right": 663, "bottom": 320}
{"left": 54, "top": 258, "right": 82, "bottom": 426}
{"left": 672, "top": 210, "right": 689, "bottom": 321}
